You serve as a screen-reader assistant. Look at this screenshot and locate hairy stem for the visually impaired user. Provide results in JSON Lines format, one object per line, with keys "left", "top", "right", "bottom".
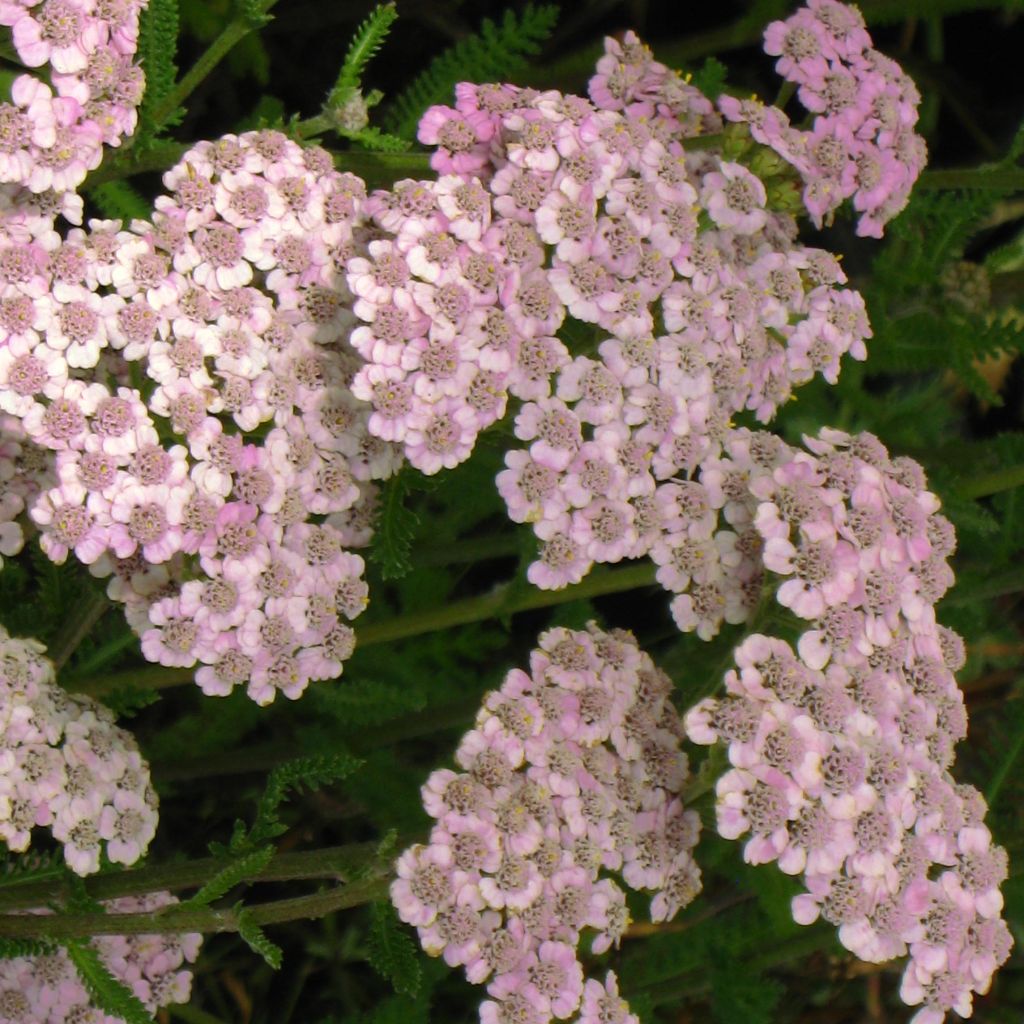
{"left": 0, "top": 841, "right": 403, "bottom": 914}
{"left": 0, "top": 873, "right": 391, "bottom": 938}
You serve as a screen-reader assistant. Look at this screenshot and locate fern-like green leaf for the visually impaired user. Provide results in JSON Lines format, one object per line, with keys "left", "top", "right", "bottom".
{"left": 330, "top": 3, "right": 398, "bottom": 107}
{"left": 310, "top": 677, "right": 426, "bottom": 729}
{"left": 0, "top": 936, "right": 55, "bottom": 959}
{"left": 370, "top": 471, "right": 421, "bottom": 581}
{"left": 0, "top": 848, "right": 66, "bottom": 887}
{"left": 87, "top": 181, "right": 151, "bottom": 222}
{"left": 135, "top": 0, "right": 180, "bottom": 142}
{"left": 239, "top": 0, "right": 275, "bottom": 28}
{"left": 64, "top": 873, "right": 104, "bottom": 914}
{"left": 338, "top": 125, "right": 410, "bottom": 153}
{"left": 691, "top": 57, "right": 729, "bottom": 100}
{"left": 65, "top": 939, "right": 156, "bottom": 1024}
{"left": 182, "top": 846, "right": 274, "bottom": 909}
{"left": 710, "top": 962, "right": 784, "bottom": 1024}
{"left": 238, "top": 752, "right": 363, "bottom": 851}
{"left": 236, "top": 906, "right": 283, "bottom": 968}
{"left": 383, "top": 5, "right": 559, "bottom": 140}
{"left": 367, "top": 901, "right": 421, "bottom": 996}
{"left": 98, "top": 684, "right": 161, "bottom": 719}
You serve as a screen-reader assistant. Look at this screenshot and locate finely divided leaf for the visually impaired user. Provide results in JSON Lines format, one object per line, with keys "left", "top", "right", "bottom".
{"left": 367, "top": 901, "right": 421, "bottom": 996}
{"left": 65, "top": 939, "right": 156, "bottom": 1024}
{"left": 182, "top": 846, "right": 274, "bottom": 909}
{"left": 87, "top": 181, "right": 152, "bottom": 222}
{"left": 331, "top": 3, "right": 399, "bottom": 106}
{"left": 0, "top": 936, "right": 55, "bottom": 959}
{"left": 236, "top": 907, "right": 284, "bottom": 969}
{"left": 136, "top": 0, "right": 180, "bottom": 141}
{"left": 710, "top": 962, "right": 784, "bottom": 1024}
{"left": 240, "top": 753, "right": 363, "bottom": 850}
{"left": 383, "top": 5, "right": 559, "bottom": 140}
{"left": 691, "top": 57, "right": 729, "bottom": 100}
{"left": 370, "top": 472, "right": 421, "bottom": 580}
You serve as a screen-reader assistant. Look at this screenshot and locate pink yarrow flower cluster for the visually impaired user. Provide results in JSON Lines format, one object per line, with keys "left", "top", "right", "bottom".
{"left": 393, "top": 624, "right": 700, "bottom": 1024}
{"left": 686, "top": 430, "right": 1012, "bottom": 1024}
{"left": 720, "top": 0, "right": 926, "bottom": 237}
{"left": 355, "top": 39, "right": 869, "bottom": 602}
{"left": 0, "top": 414, "right": 51, "bottom": 567}
{"left": 0, "top": 130, "right": 400, "bottom": 705}
{"left": 0, "top": 624, "right": 158, "bottom": 875}
{"left": 0, "top": 0, "right": 148, "bottom": 198}
{"left": 0, "top": 891, "right": 202, "bottom": 1021}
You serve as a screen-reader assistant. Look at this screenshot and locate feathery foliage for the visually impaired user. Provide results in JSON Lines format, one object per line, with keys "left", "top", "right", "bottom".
{"left": 367, "top": 901, "right": 421, "bottom": 997}
{"left": 382, "top": 5, "right": 560, "bottom": 140}
{"left": 182, "top": 847, "right": 275, "bottom": 909}
{"left": 136, "top": 0, "right": 181, "bottom": 142}
{"left": 370, "top": 470, "right": 425, "bottom": 581}
{"left": 65, "top": 939, "right": 156, "bottom": 1024}
{"left": 236, "top": 906, "right": 284, "bottom": 968}
{"left": 87, "top": 181, "right": 152, "bottom": 222}
{"left": 229, "top": 753, "right": 363, "bottom": 852}
{"left": 0, "top": 936, "right": 55, "bottom": 959}
{"left": 330, "top": 4, "right": 398, "bottom": 107}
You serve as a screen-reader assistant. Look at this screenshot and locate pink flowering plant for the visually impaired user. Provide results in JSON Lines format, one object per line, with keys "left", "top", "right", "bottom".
{"left": 0, "top": 1, "right": 1020, "bottom": 1023}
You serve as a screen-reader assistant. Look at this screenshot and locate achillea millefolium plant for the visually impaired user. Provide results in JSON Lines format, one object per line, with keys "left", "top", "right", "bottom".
{"left": 0, "top": 1, "right": 1020, "bottom": 1022}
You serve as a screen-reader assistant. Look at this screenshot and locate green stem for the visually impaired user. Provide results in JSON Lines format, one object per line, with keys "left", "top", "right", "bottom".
{"left": 684, "top": 132, "right": 724, "bottom": 152}
{"left": 957, "top": 464, "right": 1024, "bottom": 500}
{"left": 360, "top": 560, "right": 657, "bottom": 646}
{"left": 0, "top": 841, "right": 395, "bottom": 914}
{"left": 0, "top": 873, "right": 391, "bottom": 939}
{"left": 986, "top": 710, "right": 1024, "bottom": 809}
{"left": 411, "top": 535, "right": 520, "bottom": 568}
{"left": 148, "top": 0, "right": 280, "bottom": 137}
{"left": 918, "top": 168, "right": 1024, "bottom": 191}
{"left": 69, "top": 561, "right": 658, "bottom": 698}
{"left": 48, "top": 588, "right": 109, "bottom": 673}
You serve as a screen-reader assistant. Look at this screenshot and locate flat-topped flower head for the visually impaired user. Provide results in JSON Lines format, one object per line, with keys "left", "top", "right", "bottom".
{"left": 395, "top": 624, "right": 700, "bottom": 1024}
{"left": 0, "top": 624, "right": 158, "bottom": 874}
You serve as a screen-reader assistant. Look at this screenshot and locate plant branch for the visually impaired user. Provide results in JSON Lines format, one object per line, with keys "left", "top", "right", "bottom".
{"left": 918, "top": 168, "right": 1024, "bottom": 191}
{"left": 148, "top": 0, "right": 280, "bottom": 138}
{"left": 957, "top": 464, "right": 1024, "bottom": 500}
{"left": 0, "top": 873, "right": 391, "bottom": 938}
{"left": 0, "top": 841, "right": 398, "bottom": 914}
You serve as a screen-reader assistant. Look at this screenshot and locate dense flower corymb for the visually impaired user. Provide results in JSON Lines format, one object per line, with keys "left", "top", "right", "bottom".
{"left": 0, "top": 130, "right": 399, "bottom": 704}
{"left": 720, "top": 0, "right": 926, "bottom": 237}
{"left": 0, "top": 624, "right": 158, "bottom": 875}
{"left": 394, "top": 623, "right": 700, "bottom": 1024}
{"left": 686, "top": 430, "right": 1012, "bottom": 1024}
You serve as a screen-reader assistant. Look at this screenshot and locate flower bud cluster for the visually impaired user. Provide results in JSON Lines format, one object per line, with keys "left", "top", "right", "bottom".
{"left": 393, "top": 624, "right": 700, "bottom": 1024}
{"left": 0, "top": 624, "right": 157, "bottom": 875}
{"left": 0, "top": 891, "right": 202, "bottom": 1021}
{"left": 720, "top": 0, "right": 926, "bottom": 237}
{"left": 685, "top": 430, "right": 1012, "bottom": 1024}
{"left": 0, "top": 0, "right": 147, "bottom": 198}
{"left": 0, "top": 129, "right": 400, "bottom": 704}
